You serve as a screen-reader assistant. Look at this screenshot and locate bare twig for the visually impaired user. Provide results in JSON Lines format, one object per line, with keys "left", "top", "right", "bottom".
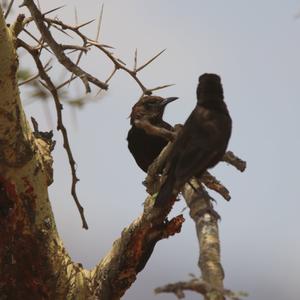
{"left": 88, "top": 40, "right": 172, "bottom": 95}
{"left": 18, "top": 39, "right": 88, "bottom": 229}
{"left": 18, "top": 65, "right": 52, "bottom": 86}
{"left": 155, "top": 278, "right": 246, "bottom": 300}
{"left": 56, "top": 75, "right": 80, "bottom": 91}
{"left": 87, "top": 39, "right": 147, "bottom": 92}
{"left": 96, "top": 67, "right": 117, "bottom": 96}
{"left": 201, "top": 171, "right": 231, "bottom": 201}
{"left": 22, "top": 28, "right": 53, "bottom": 54}
{"left": 223, "top": 151, "right": 246, "bottom": 172}
{"left": 22, "top": 12, "right": 171, "bottom": 96}
{"left": 22, "top": 0, "right": 108, "bottom": 92}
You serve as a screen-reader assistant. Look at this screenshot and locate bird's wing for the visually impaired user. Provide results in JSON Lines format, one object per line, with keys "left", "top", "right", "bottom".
{"left": 173, "top": 137, "right": 217, "bottom": 184}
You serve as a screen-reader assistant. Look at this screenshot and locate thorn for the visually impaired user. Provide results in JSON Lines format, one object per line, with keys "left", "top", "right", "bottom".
{"left": 99, "top": 44, "right": 114, "bottom": 49}
{"left": 51, "top": 24, "right": 74, "bottom": 38}
{"left": 76, "top": 19, "right": 95, "bottom": 29}
{"left": 117, "top": 58, "right": 126, "bottom": 65}
{"left": 95, "top": 3, "right": 104, "bottom": 41}
{"left": 134, "top": 48, "right": 138, "bottom": 71}
{"left": 5, "top": 0, "right": 15, "bottom": 19}
{"left": 43, "top": 5, "right": 66, "bottom": 17}
{"left": 149, "top": 83, "right": 175, "bottom": 92}
{"left": 136, "top": 49, "right": 166, "bottom": 72}
{"left": 74, "top": 6, "right": 78, "bottom": 25}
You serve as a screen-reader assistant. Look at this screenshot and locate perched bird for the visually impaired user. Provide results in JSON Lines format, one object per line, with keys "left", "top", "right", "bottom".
{"left": 127, "top": 95, "right": 178, "bottom": 172}
{"left": 155, "top": 73, "right": 232, "bottom": 206}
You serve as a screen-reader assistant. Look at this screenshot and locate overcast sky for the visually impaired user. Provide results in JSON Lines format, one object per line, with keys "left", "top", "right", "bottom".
{"left": 16, "top": 1, "right": 300, "bottom": 299}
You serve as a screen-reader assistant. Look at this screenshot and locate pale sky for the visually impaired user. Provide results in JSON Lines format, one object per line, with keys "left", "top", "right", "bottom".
{"left": 16, "top": 1, "right": 300, "bottom": 299}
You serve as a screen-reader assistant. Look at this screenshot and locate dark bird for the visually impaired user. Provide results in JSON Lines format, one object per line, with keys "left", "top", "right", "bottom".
{"left": 127, "top": 95, "right": 178, "bottom": 172}
{"left": 155, "top": 73, "right": 232, "bottom": 206}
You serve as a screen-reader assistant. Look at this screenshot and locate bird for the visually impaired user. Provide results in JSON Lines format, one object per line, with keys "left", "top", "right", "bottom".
{"left": 155, "top": 73, "right": 232, "bottom": 207}
{"left": 127, "top": 95, "right": 178, "bottom": 172}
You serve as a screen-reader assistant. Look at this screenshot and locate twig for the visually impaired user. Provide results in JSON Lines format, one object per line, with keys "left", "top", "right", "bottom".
{"left": 18, "top": 65, "right": 52, "bottom": 86}
{"left": 88, "top": 39, "right": 147, "bottom": 92}
{"left": 22, "top": 12, "right": 171, "bottom": 96}
{"left": 201, "top": 171, "right": 231, "bottom": 201}
{"left": 155, "top": 278, "right": 246, "bottom": 300}
{"left": 223, "top": 151, "right": 246, "bottom": 172}
{"left": 22, "top": 0, "right": 108, "bottom": 92}
{"left": 22, "top": 28, "right": 53, "bottom": 54}
{"left": 56, "top": 75, "right": 80, "bottom": 91}
{"left": 17, "top": 39, "right": 88, "bottom": 229}
{"left": 96, "top": 67, "right": 117, "bottom": 96}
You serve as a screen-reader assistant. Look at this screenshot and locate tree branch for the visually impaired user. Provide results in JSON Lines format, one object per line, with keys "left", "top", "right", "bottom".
{"left": 17, "top": 39, "right": 88, "bottom": 229}
{"left": 21, "top": 0, "right": 108, "bottom": 92}
{"left": 223, "top": 150, "right": 246, "bottom": 172}
{"left": 91, "top": 195, "right": 184, "bottom": 299}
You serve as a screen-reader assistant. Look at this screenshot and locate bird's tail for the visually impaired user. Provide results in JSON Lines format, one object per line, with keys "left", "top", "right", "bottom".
{"left": 154, "top": 172, "right": 176, "bottom": 207}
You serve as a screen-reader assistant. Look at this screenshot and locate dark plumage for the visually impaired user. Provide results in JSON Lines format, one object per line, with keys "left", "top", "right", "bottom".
{"left": 127, "top": 95, "right": 178, "bottom": 172}
{"left": 155, "top": 73, "right": 232, "bottom": 206}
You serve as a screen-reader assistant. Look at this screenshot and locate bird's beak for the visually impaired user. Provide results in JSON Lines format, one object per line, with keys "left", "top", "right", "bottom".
{"left": 160, "top": 97, "right": 179, "bottom": 107}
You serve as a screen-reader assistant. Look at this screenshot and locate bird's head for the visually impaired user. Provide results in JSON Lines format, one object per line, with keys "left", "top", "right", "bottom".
{"left": 196, "top": 73, "right": 223, "bottom": 103}
{"left": 130, "top": 95, "right": 178, "bottom": 124}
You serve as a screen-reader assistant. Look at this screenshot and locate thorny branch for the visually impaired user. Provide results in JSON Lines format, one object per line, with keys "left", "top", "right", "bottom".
{"left": 21, "top": 8, "right": 173, "bottom": 96}
{"left": 21, "top": 0, "right": 108, "bottom": 92}
{"left": 17, "top": 39, "right": 88, "bottom": 229}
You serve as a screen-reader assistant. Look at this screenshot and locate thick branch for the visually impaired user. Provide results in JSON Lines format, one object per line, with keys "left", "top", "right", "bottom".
{"left": 0, "top": 9, "right": 88, "bottom": 299}
{"left": 183, "top": 181, "right": 225, "bottom": 300}
{"left": 91, "top": 196, "right": 184, "bottom": 299}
